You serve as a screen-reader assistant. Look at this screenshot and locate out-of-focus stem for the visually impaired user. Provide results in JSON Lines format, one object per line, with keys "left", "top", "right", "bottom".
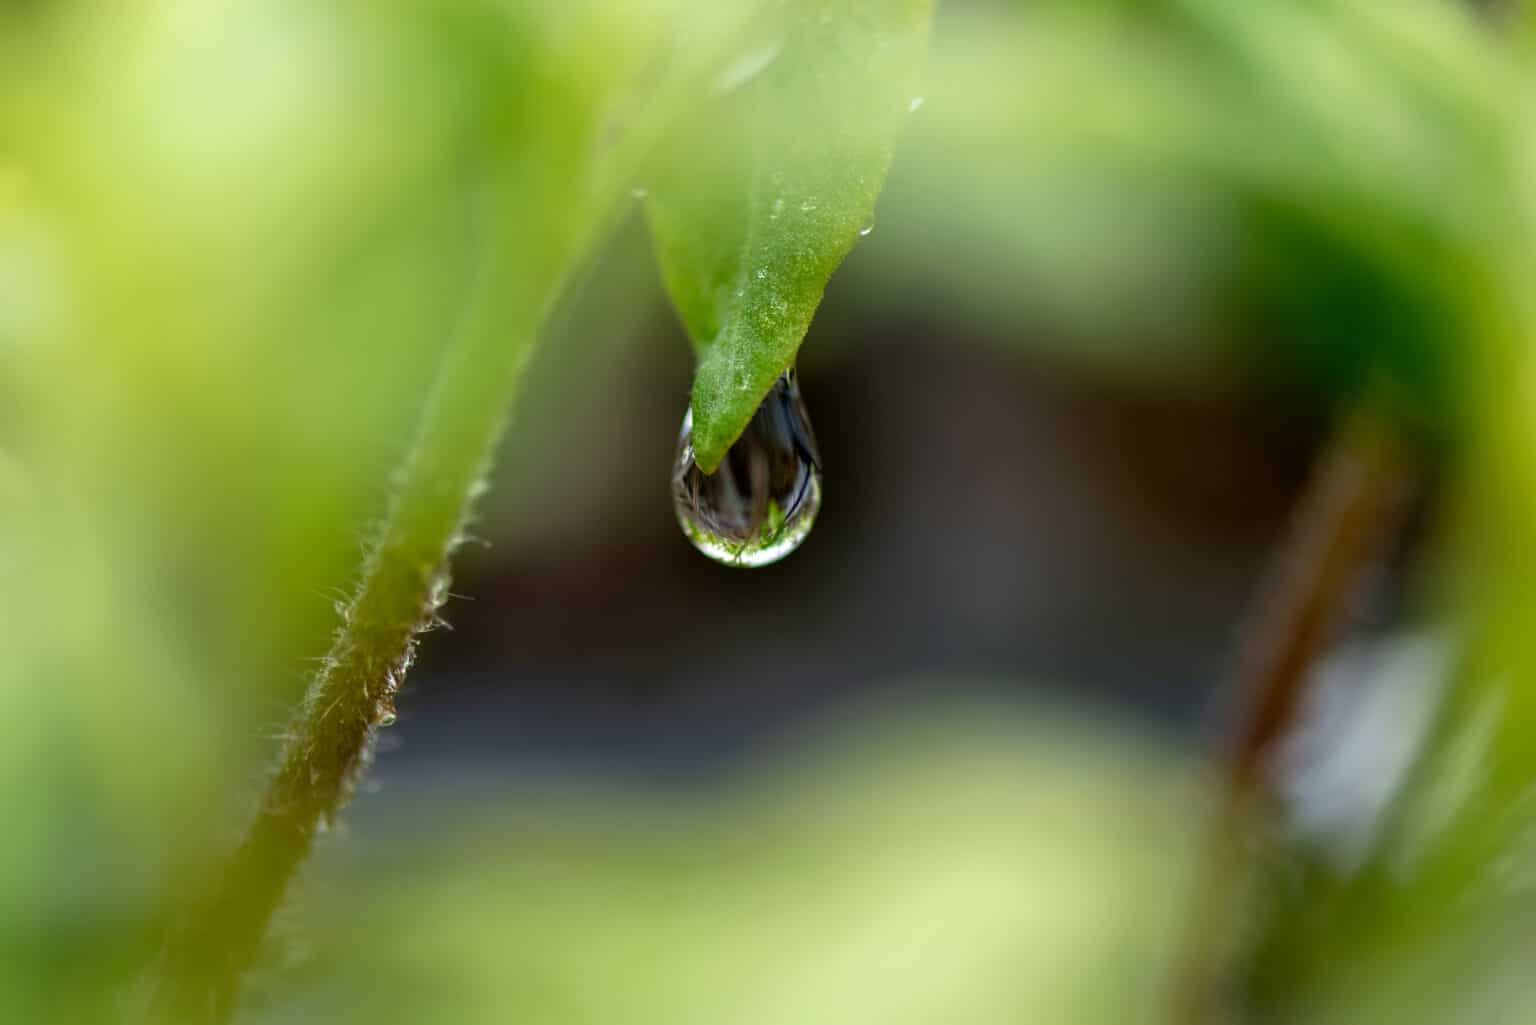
{"left": 1170, "top": 407, "right": 1414, "bottom": 1025}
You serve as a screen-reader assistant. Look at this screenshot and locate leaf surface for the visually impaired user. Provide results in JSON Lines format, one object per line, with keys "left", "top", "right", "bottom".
{"left": 647, "top": 0, "right": 930, "bottom": 471}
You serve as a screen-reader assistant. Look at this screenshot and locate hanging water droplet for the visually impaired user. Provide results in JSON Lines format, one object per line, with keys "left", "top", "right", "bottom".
{"left": 673, "top": 368, "right": 822, "bottom": 568}
{"left": 908, "top": 95, "right": 925, "bottom": 113}
{"left": 857, "top": 222, "right": 874, "bottom": 237}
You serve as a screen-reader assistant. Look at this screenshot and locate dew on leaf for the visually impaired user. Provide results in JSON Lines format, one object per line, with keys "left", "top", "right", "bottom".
{"left": 908, "top": 95, "right": 925, "bottom": 112}
{"left": 672, "top": 368, "right": 822, "bottom": 568}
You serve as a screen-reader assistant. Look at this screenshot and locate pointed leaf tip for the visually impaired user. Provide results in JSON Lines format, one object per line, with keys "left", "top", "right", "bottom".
{"left": 646, "top": 0, "right": 931, "bottom": 472}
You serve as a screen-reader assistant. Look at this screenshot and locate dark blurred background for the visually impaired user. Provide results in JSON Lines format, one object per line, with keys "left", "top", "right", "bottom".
{"left": 378, "top": 214, "right": 1321, "bottom": 791}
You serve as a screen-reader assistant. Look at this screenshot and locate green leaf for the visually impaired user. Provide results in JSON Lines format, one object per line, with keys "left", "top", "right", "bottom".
{"left": 645, "top": 0, "right": 930, "bottom": 472}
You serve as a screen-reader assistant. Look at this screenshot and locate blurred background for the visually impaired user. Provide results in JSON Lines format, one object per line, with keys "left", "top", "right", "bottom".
{"left": 6, "top": 1, "right": 1536, "bottom": 1023}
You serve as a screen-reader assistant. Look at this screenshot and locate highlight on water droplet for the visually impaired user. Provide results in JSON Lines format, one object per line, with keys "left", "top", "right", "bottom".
{"left": 672, "top": 368, "right": 822, "bottom": 568}
{"left": 377, "top": 709, "right": 398, "bottom": 728}
{"left": 908, "top": 95, "right": 925, "bottom": 113}
{"left": 629, "top": 185, "right": 649, "bottom": 199}
{"left": 858, "top": 222, "right": 874, "bottom": 237}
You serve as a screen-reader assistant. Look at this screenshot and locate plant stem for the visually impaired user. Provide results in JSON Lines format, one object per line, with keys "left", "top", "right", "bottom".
{"left": 144, "top": 180, "right": 568, "bottom": 1024}
{"left": 1170, "top": 407, "right": 1414, "bottom": 1025}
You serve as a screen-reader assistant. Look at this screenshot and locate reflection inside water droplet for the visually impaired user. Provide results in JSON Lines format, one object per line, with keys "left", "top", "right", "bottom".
{"left": 673, "top": 369, "right": 822, "bottom": 568}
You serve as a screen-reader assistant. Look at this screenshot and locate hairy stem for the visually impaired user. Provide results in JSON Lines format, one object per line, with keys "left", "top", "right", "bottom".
{"left": 145, "top": 180, "right": 569, "bottom": 1023}
{"left": 1170, "top": 407, "right": 1414, "bottom": 1025}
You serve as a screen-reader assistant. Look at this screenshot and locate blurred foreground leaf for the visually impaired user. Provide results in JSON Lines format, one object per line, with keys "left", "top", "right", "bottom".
{"left": 0, "top": 1, "right": 751, "bottom": 1020}
{"left": 255, "top": 697, "right": 1201, "bottom": 1025}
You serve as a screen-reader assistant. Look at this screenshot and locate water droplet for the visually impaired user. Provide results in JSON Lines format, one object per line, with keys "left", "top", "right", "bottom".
{"left": 673, "top": 368, "right": 822, "bottom": 568}
{"left": 908, "top": 95, "right": 925, "bottom": 113}
{"left": 799, "top": 198, "right": 818, "bottom": 213}
{"left": 769, "top": 197, "right": 785, "bottom": 219}
{"left": 858, "top": 222, "right": 874, "bottom": 237}
{"left": 377, "top": 709, "right": 398, "bottom": 728}
{"left": 629, "top": 185, "right": 648, "bottom": 199}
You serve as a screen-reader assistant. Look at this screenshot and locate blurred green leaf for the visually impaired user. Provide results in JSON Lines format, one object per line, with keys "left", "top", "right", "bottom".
{"left": 645, "top": 0, "right": 929, "bottom": 472}
{"left": 869, "top": 0, "right": 1515, "bottom": 416}
{"left": 0, "top": 1, "right": 755, "bottom": 1019}
{"left": 256, "top": 697, "right": 1202, "bottom": 1025}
